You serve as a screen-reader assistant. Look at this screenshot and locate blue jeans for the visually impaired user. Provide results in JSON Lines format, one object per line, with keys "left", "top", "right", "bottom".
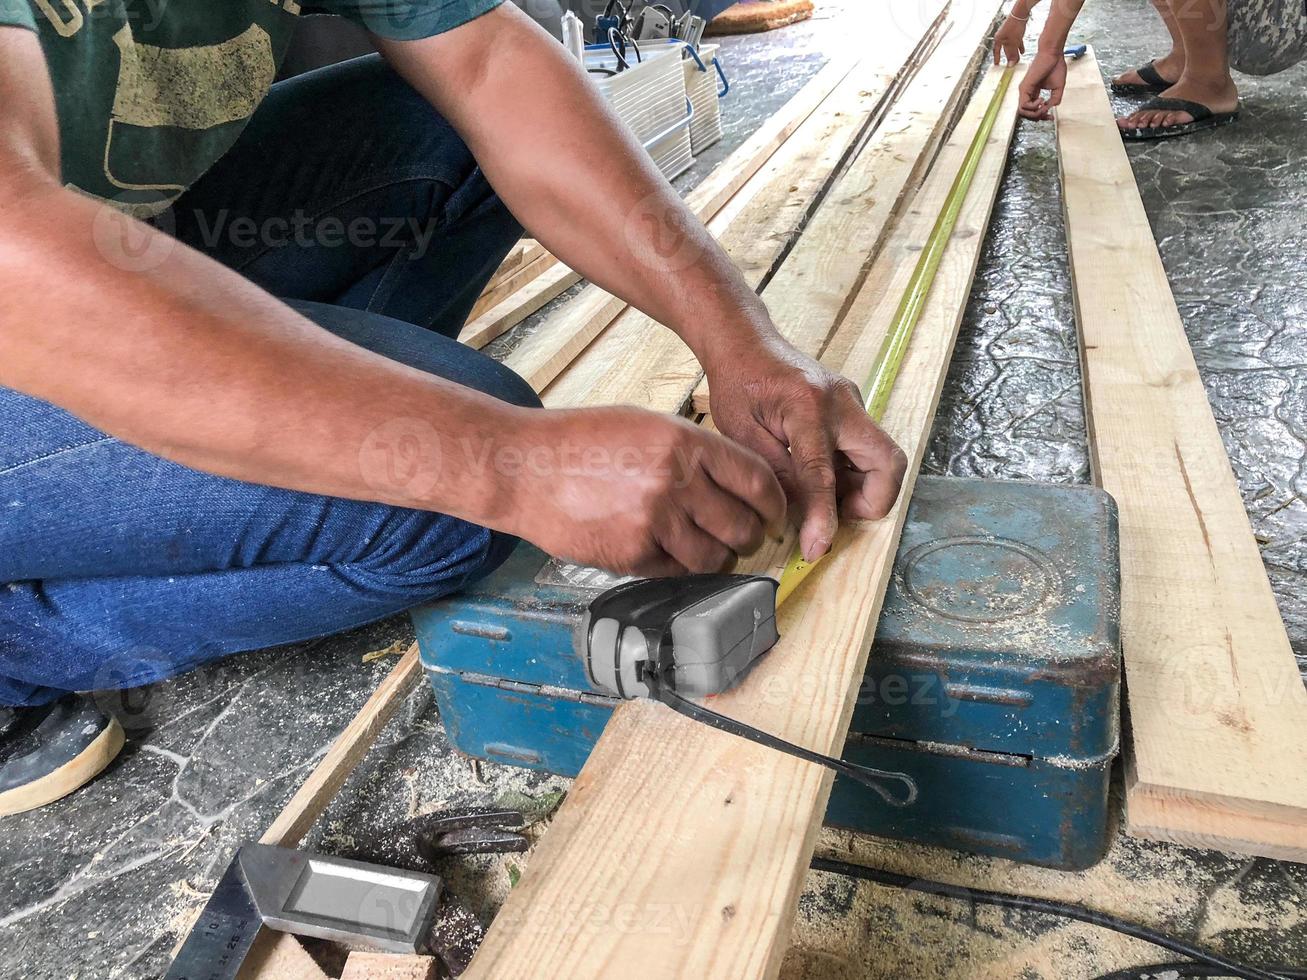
{"left": 0, "top": 56, "right": 535, "bottom": 707}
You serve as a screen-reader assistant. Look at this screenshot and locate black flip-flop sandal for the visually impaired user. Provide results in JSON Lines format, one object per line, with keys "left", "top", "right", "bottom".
{"left": 1109, "top": 60, "right": 1174, "bottom": 96}
{"left": 1119, "top": 97, "right": 1240, "bottom": 141}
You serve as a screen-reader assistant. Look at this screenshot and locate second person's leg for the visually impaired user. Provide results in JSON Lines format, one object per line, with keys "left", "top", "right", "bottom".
{"left": 1119, "top": 0, "right": 1240, "bottom": 131}
{"left": 1112, "top": 0, "right": 1188, "bottom": 89}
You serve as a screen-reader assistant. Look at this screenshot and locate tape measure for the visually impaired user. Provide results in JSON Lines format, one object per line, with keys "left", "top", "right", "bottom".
{"left": 774, "top": 65, "right": 1017, "bottom": 608}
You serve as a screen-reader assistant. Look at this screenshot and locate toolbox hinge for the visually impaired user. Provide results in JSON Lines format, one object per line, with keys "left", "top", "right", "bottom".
{"left": 427, "top": 665, "right": 621, "bottom": 708}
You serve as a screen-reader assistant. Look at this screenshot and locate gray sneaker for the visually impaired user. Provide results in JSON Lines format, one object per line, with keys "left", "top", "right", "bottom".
{"left": 0, "top": 695, "right": 125, "bottom": 816}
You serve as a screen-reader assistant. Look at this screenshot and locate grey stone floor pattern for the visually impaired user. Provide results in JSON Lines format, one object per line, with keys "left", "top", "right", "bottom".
{"left": 1, "top": 2, "right": 1303, "bottom": 977}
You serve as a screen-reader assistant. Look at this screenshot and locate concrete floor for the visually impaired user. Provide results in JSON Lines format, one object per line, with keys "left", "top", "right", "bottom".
{"left": 1, "top": 2, "right": 1304, "bottom": 978}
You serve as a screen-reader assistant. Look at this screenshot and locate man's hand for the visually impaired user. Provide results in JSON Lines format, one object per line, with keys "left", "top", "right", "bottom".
{"left": 1019, "top": 49, "right": 1068, "bottom": 119}
{"left": 993, "top": 15, "right": 1027, "bottom": 65}
{"left": 705, "top": 339, "right": 907, "bottom": 563}
{"left": 511, "top": 407, "right": 787, "bottom": 577}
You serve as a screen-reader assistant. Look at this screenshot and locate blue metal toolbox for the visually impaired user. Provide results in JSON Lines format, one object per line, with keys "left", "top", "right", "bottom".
{"left": 412, "top": 476, "right": 1121, "bottom": 870}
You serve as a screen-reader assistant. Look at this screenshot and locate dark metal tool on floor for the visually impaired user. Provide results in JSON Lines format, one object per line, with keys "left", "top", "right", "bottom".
{"left": 416, "top": 807, "right": 529, "bottom": 860}
{"left": 166, "top": 844, "right": 443, "bottom": 980}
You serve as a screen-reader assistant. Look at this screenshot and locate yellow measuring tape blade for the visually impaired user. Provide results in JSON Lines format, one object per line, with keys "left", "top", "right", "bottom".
{"left": 774, "top": 66, "right": 1015, "bottom": 610}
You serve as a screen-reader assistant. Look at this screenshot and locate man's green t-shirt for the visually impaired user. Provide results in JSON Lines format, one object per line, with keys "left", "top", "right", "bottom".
{"left": 0, "top": 0, "right": 502, "bottom": 217}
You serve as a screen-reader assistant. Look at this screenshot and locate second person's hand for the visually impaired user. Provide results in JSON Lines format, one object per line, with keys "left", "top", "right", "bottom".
{"left": 1018, "top": 49, "right": 1068, "bottom": 119}
{"left": 993, "top": 14, "right": 1027, "bottom": 65}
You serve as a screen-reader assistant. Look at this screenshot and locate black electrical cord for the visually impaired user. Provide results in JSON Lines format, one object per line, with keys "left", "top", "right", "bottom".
{"left": 606, "top": 27, "right": 630, "bottom": 70}
{"left": 810, "top": 857, "right": 1298, "bottom": 980}
{"left": 1093, "top": 965, "right": 1307, "bottom": 980}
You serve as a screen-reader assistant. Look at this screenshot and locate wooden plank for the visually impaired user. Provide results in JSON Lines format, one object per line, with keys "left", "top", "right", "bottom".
{"left": 1057, "top": 51, "right": 1307, "bottom": 858}
{"left": 485, "top": 239, "right": 537, "bottom": 285}
{"left": 467, "top": 250, "right": 554, "bottom": 322}
{"left": 539, "top": 45, "right": 918, "bottom": 410}
{"left": 240, "top": 932, "right": 330, "bottom": 980}
{"left": 689, "top": 9, "right": 998, "bottom": 415}
{"left": 459, "top": 261, "right": 582, "bottom": 350}
{"left": 339, "top": 953, "right": 439, "bottom": 980}
{"left": 465, "top": 65, "right": 1020, "bottom": 980}
{"left": 502, "top": 288, "right": 628, "bottom": 392}
{"left": 260, "top": 644, "right": 422, "bottom": 848}
{"left": 460, "top": 55, "right": 863, "bottom": 357}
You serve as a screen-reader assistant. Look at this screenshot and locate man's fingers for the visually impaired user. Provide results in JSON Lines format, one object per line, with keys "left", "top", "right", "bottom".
{"left": 782, "top": 410, "right": 839, "bottom": 562}
{"left": 833, "top": 395, "right": 902, "bottom": 474}
{"left": 684, "top": 474, "right": 766, "bottom": 557}
{"left": 631, "top": 550, "right": 690, "bottom": 578}
{"left": 699, "top": 436, "right": 787, "bottom": 534}
{"left": 1018, "top": 73, "right": 1040, "bottom": 104}
{"left": 657, "top": 507, "right": 735, "bottom": 574}
{"left": 1020, "top": 97, "right": 1051, "bottom": 121}
{"left": 836, "top": 450, "right": 907, "bottom": 520}
{"left": 831, "top": 398, "right": 907, "bottom": 520}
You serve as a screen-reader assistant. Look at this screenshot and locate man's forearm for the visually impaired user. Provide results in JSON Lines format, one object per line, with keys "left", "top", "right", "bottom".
{"left": 376, "top": 6, "right": 779, "bottom": 372}
{"left": 0, "top": 180, "right": 536, "bottom": 531}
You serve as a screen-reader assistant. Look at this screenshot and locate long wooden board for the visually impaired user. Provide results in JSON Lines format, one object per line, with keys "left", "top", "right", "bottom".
{"left": 1058, "top": 52, "right": 1307, "bottom": 860}
{"left": 465, "top": 65, "right": 1020, "bottom": 979}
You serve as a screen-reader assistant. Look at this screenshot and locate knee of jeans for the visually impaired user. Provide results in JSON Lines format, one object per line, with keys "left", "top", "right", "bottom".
{"left": 480, "top": 358, "right": 542, "bottom": 411}
{"left": 346, "top": 514, "right": 524, "bottom": 602}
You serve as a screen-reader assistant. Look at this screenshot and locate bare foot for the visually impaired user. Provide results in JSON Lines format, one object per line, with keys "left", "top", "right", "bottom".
{"left": 1117, "top": 74, "right": 1239, "bottom": 130}
{"left": 1111, "top": 51, "right": 1185, "bottom": 88}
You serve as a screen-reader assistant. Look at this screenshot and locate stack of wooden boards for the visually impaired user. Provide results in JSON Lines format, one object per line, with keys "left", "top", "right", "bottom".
{"left": 238, "top": 25, "right": 1306, "bottom": 980}
{"left": 1058, "top": 53, "right": 1307, "bottom": 861}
